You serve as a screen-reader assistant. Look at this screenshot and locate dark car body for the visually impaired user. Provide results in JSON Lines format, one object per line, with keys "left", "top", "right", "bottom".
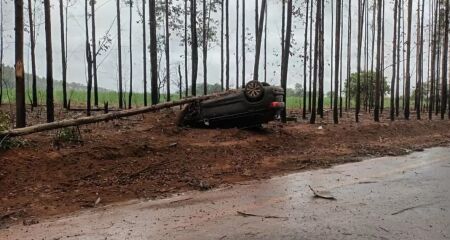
{"left": 178, "top": 82, "right": 285, "bottom": 128}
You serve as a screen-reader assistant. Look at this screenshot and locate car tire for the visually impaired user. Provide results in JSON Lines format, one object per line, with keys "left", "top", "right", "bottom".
{"left": 244, "top": 80, "right": 265, "bottom": 102}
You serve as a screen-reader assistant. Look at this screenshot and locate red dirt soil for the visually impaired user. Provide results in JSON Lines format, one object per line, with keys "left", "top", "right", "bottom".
{"left": 1, "top": 106, "right": 450, "bottom": 227}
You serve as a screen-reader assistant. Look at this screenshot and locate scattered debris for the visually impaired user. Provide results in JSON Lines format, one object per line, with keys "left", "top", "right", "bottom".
{"left": 236, "top": 211, "right": 288, "bottom": 220}
{"left": 358, "top": 181, "right": 379, "bottom": 185}
{"left": 391, "top": 203, "right": 434, "bottom": 216}
{"left": 94, "top": 197, "right": 102, "bottom": 206}
{"left": 169, "top": 197, "right": 193, "bottom": 205}
{"left": 22, "top": 218, "right": 39, "bottom": 226}
{"left": 308, "top": 185, "right": 337, "bottom": 201}
{"left": 318, "top": 126, "right": 324, "bottom": 130}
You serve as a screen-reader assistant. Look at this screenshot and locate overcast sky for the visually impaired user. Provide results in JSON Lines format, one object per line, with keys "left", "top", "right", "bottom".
{"left": 1, "top": 0, "right": 431, "bottom": 94}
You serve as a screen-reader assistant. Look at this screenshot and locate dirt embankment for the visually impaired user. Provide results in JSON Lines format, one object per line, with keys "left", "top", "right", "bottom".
{"left": 1, "top": 107, "right": 450, "bottom": 226}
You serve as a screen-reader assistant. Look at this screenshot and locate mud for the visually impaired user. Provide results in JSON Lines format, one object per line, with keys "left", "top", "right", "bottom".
{"left": 1, "top": 106, "right": 450, "bottom": 226}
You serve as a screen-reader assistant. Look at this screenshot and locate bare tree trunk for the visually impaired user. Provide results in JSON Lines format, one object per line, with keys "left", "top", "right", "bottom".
{"left": 129, "top": 1, "right": 134, "bottom": 108}
{"left": 429, "top": 0, "right": 438, "bottom": 120}
{"left": 117, "top": 0, "right": 124, "bottom": 108}
{"left": 308, "top": 0, "right": 313, "bottom": 113}
{"left": 255, "top": 0, "right": 258, "bottom": 38}
{"left": 280, "top": 0, "right": 292, "bottom": 123}
{"left": 441, "top": 0, "right": 449, "bottom": 119}
{"left": 184, "top": 0, "right": 189, "bottom": 97}
{"left": 374, "top": 0, "right": 382, "bottom": 122}
{"left": 356, "top": 0, "right": 366, "bottom": 123}
{"left": 333, "top": 0, "right": 341, "bottom": 123}
{"left": 302, "top": 0, "right": 310, "bottom": 119}
{"left": 178, "top": 65, "right": 182, "bottom": 99}
{"left": 165, "top": 0, "right": 171, "bottom": 100}
{"left": 318, "top": 0, "right": 324, "bottom": 118}
{"left": 0, "top": 0, "right": 3, "bottom": 106}
{"left": 15, "top": 0, "right": 26, "bottom": 127}
{"left": 396, "top": 0, "right": 401, "bottom": 117}
{"left": 225, "top": 0, "right": 230, "bottom": 89}
{"left": 330, "top": 0, "right": 334, "bottom": 110}
{"left": 380, "top": 1, "right": 385, "bottom": 114}
{"left": 91, "top": 0, "right": 98, "bottom": 107}
{"left": 235, "top": 0, "right": 239, "bottom": 89}
{"left": 220, "top": 0, "right": 224, "bottom": 90}
{"left": 84, "top": 0, "right": 92, "bottom": 116}
{"left": 390, "top": 0, "right": 398, "bottom": 121}
{"left": 310, "top": 0, "right": 321, "bottom": 124}
{"left": 281, "top": 0, "right": 285, "bottom": 65}
{"left": 405, "top": 0, "right": 413, "bottom": 120}
{"left": 264, "top": 3, "right": 267, "bottom": 83}
{"left": 242, "top": 0, "right": 246, "bottom": 87}
{"left": 59, "top": 0, "right": 67, "bottom": 109}
{"left": 252, "top": 0, "right": 267, "bottom": 81}
{"left": 345, "top": 0, "right": 352, "bottom": 112}
{"left": 143, "top": 0, "right": 148, "bottom": 106}
{"left": 44, "top": 0, "right": 54, "bottom": 122}
{"left": 27, "top": 0, "right": 37, "bottom": 108}
{"left": 150, "top": 0, "right": 159, "bottom": 104}
{"left": 203, "top": 0, "right": 208, "bottom": 94}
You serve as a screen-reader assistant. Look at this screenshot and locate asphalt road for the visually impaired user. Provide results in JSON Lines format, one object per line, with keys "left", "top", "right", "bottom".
{"left": 2, "top": 147, "right": 450, "bottom": 240}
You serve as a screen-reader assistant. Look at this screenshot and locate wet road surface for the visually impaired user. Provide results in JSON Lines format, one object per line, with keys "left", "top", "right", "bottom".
{"left": 2, "top": 147, "right": 450, "bottom": 240}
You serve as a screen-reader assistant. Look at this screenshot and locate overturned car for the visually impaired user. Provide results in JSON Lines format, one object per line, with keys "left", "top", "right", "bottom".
{"left": 177, "top": 81, "right": 285, "bottom": 128}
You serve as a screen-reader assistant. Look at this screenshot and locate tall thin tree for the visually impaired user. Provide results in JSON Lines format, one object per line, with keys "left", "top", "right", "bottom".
{"left": 225, "top": 0, "right": 229, "bottom": 89}
{"left": 333, "top": 0, "right": 341, "bottom": 124}
{"left": 15, "top": 0, "right": 26, "bottom": 127}
{"left": 280, "top": 0, "right": 293, "bottom": 123}
{"left": 27, "top": 0, "right": 37, "bottom": 108}
{"left": 59, "top": 0, "right": 67, "bottom": 108}
{"left": 220, "top": 0, "right": 224, "bottom": 90}
{"left": 242, "top": 0, "right": 246, "bottom": 87}
{"left": 203, "top": 0, "right": 207, "bottom": 94}
{"left": 0, "top": 0, "right": 3, "bottom": 106}
{"left": 143, "top": 0, "right": 148, "bottom": 105}
{"left": 84, "top": 0, "right": 92, "bottom": 116}
{"left": 441, "top": 0, "right": 449, "bottom": 119}
{"left": 310, "top": 0, "right": 321, "bottom": 124}
{"left": 44, "top": 0, "right": 54, "bottom": 122}
{"left": 404, "top": 0, "right": 413, "bottom": 120}
{"left": 150, "top": 0, "right": 158, "bottom": 103}
{"left": 252, "top": 0, "right": 267, "bottom": 81}
{"left": 302, "top": 0, "right": 310, "bottom": 119}
{"left": 235, "top": 0, "right": 239, "bottom": 89}
{"left": 390, "top": 0, "right": 398, "bottom": 121}
{"left": 117, "top": 0, "right": 124, "bottom": 108}
{"left": 165, "top": 0, "right": 170, "bottom": 100}
{"left": 129, "top": 0, "right": 134, "bottom": 108}
{"left": 374, "top": 0, "right": 382, "bottom": 122}
{"left": 91, "top": 0, "right": 98, "bottom": 107}
{"left": 184, "top": 0, "right": 189, "bottom": 96}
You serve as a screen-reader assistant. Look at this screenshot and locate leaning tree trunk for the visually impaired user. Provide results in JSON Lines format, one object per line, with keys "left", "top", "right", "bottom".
{"left": 15, "top": 0, "right": 26, "bottom": 127}
{"left": 117, "top": 0, "right": 124, "bottom": 108}
{"left": 150, "top": 0, "right": 159, "bottom": 104}
{"left": 191, "top": 0, "right": 198, "bottom": 96}
{"left": 28, "top": 0, "right": 37, "bottom": 108}
{"left": 44, "top": 0, "right": 54, "bottom": 122}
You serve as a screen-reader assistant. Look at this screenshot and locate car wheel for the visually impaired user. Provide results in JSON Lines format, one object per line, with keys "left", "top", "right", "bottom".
{"left": 244, "top": 80, "right": 264, "bottom": 101}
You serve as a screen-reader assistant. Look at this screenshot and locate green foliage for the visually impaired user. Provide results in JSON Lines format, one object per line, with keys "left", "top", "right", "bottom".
{"left": 53, "top": 127, "right": 82, "bottom": 145}
{"left": 0, "top": 113, "right": 27, "bottom": 150}
{"left": 344, "top": 71, "right": 391, "bottom": 101}
{"left": 0, "top": 111, "right": 9, "bottom": 132}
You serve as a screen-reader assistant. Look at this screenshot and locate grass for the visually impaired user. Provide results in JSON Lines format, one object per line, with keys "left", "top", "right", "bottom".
{"left": 1, "top": 89, "right": 408, "bottom": 110}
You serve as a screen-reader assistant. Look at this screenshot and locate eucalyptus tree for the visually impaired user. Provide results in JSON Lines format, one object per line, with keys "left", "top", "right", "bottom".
{"left": 390, "top": 0, "right": 399, "bottom": 121}
{"left": 15, "top": 0, "right": 26, "bottom": 127}
{"left": 374, "top": 0, "right": 382, "bottom": 122}
{"left": 117, "top": 0, "right": 124, "bottom": 108}
{"left": 44, "top": 0, "right": 54, "bottom": 122}
{"left": 27, "top": 0, "right": 37, "bottom": 108}
{"left": 405, "top": 0, "right": 413, "bottom": 120}
{"left": 310, "top": 0, "right": 321, "bottom": 124}
{"left": 280, "top": 0, "right": 293, "bottom": 123}
{"left": 302, "top": 0, "right": 310, "bottom": 119}
{"left": 91, "top": 0, "right": 98, "bottom": 107}
{"left": 84, "top": 0, "right": 92, "bottom": 116}
{"left": 128, "top": 0, "right": 134, "bottom": 108}
{"left": 333, "top": 0, "right": 341, "bottom": 123}
{"left": 441, "top": 0, "right": 449, "bottom": 119}
{"left": 0, "top": 0, "right": 3, "bottom": 106}
{"left": 150, "top": 0, "right": 158, "bottom": 104}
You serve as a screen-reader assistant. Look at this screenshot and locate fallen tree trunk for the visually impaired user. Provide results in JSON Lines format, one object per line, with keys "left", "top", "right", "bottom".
{"left": 0, "top": 91, "right": 234, "bottom": 138}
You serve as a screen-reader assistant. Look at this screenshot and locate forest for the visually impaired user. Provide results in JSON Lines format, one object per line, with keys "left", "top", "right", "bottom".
{"left": 1, "top": 0, "right": 450, "bottom": 233}
{"left": 0, "top": 0, "right": 448, "bottom": 129}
